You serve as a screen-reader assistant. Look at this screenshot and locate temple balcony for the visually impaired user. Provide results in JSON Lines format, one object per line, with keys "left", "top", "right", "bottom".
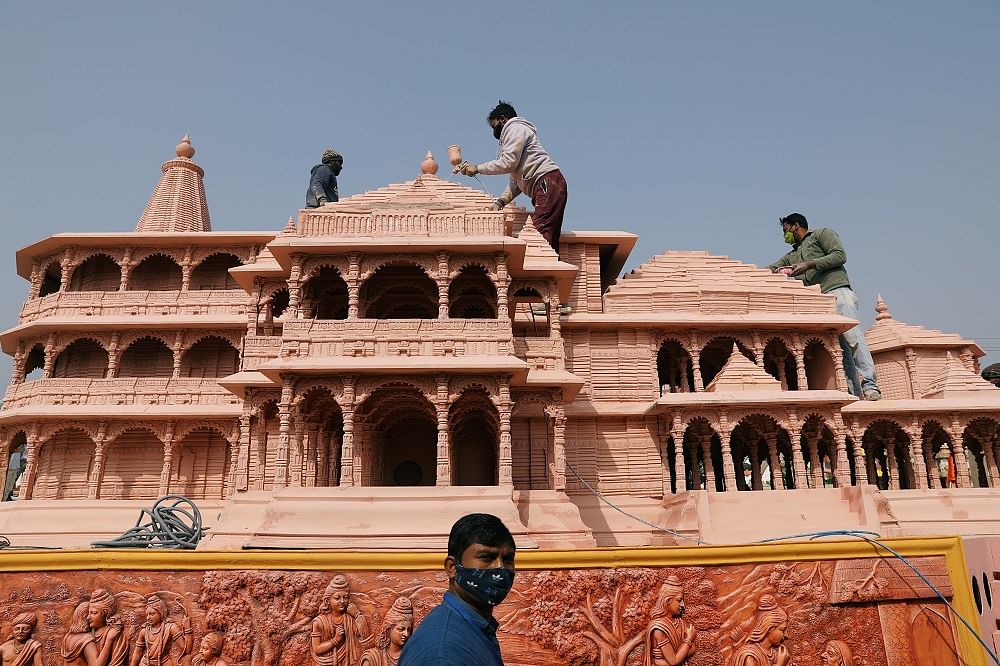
{"left": 18, "top": 289, "right": 251, "bottom": 324}
{"left": 1, "top": 377, "right": 241, "bottom": 411}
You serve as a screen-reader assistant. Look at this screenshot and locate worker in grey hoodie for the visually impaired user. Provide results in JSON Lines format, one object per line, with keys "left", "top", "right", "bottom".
{"left": 458, "top": 101, "right": 568, "bottom": 254}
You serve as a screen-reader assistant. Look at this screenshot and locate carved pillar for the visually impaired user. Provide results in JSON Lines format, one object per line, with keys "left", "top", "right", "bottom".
{"left": 19, "top": 431, "right": 40, "bottom": 500}
{"left": 291, "top": 417, "right": 305, "bottom": 487}
{"left": 437, "top": 252, "right": 450, "bottom": 319}
{"left": 287, "top": 254, "right": 303, "bottom": 318}
{"left": 11, "top": 342, "right": 25, "bottom": 385}
{"left": 950, "top": 418, "right": 972, "bottom": 488}
{"left": 347, "top": 253, "right": 360, "bottom": 319}
{"left": 549, "top": 282, "right": 561, "bottom": 339}
{"left": 689, "top": 336, "right": 704, "bottom": 392}
{"left": 831, "top": 341, "right": 850, "bottom": 393}
{"left": 274, "top": 377, "right": 293, "bottom": 487}
{"left": 886, "top": 435, "right": 900, "bottom": 490}
{"left": 671, "top": 416, "right": 688, "bottom": 491}
{"left": 719, "top": 425, "right": 737, "bottom": 492}
{"left": 234, "top": 412, "right": 251, "bottom": 493}
{"left": 775, "top": 353, "right": 788, "bottom": 389}
{"left": 106, "top": 332, "right": 120, "bottom": 379}
{"left": 806, "top": 433, "right": 823, "bottom": 489}
{"left": 834, "top": 432, "right": 851, "bottom": 487}
{"left": 850, "top": 426, "right": 868, "bottom": 485}
{"left": 27, "top": 261, "right": 41, "bottom": 300}
{"left": 546, "top": 403, "right": 566, "bottom": 491}
{"left": 749, "top": 442, "right": 762, "bottom": 491}
{"left": 181, "top": 246, "right": 193, "bottom": 291}
{"left": 171, "top": 332, "right": 183, "bottom": 379}
{"left": 251, "top": 411, "right": 267, "bottom": 491}
{"left": 340, "top": 409, "right": 355, "bottom": 487}
{"left": 495, "top": 252, "right": 509, "bottom": 320}
{"left": 752, "top": 334, "right": 765, "bottom": 369}
{"left": 88, "top": 423, "right": 108, "bottom": 499}
{"left": 789, "top": 429, "right": 808, "bottom": 489}
{"left": 793, "top": 345, "right": 808, "bottom": 390}
{"left": 904, "top": 348, "right": 919, "bottom": 398}
{"left": 925, "top": 434, "right": 941, "bottom": 489}
{"left": 305, "top": 424, "right": 319, "bottom": 487}
{"left": 906, "top": 426, "right": 928, "bottom": 490}
{"left": 42, "top": 333, "right": 56, "bottom": 378}
{"left": 864, "top": 443, "right": 877, "bottom": 486}
{"left": 118, "top": 261, "right": 132, "bottom": 291}
{"left": 762, "top": 432, "right": 783, "bottom": 490}
{"left": 435, "top": 375, "right": 451, "bottom": 486}
{"left": 158, "top": 424, "right": 176, "bottom": 496}
{"left": 984, "top": 436, "right": 1000, "bottom": 488}
{"left": 59, "top": 248, "right": 73, "bottom": 292}
{"left": 699, "top": 435, "right": 715, "bottom": 491}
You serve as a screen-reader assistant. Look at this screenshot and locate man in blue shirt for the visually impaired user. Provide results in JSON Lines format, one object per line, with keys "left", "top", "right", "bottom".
{"left": 400, "top": 513, "right": 516, "bottom": 665}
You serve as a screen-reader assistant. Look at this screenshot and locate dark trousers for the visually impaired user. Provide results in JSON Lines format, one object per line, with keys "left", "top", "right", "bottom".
{"left": 531, "top": 170, "right": 567, "bottom": 254}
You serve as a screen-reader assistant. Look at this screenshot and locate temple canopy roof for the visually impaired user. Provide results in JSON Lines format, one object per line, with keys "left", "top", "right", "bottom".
{"left": 865, "top": 295, "right": 984, "bottom": 356}
{"left": 136, "top": 135, "right": 211, "bottom": 233}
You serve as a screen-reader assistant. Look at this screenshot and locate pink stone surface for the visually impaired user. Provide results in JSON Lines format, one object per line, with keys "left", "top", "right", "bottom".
{"left": 0, "top": 144, "right": 999, "bottom": 548}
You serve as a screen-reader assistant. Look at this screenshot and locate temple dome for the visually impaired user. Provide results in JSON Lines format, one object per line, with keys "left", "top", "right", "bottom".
{"left": 136, "top": 134, "right": 211, "bottom": 233}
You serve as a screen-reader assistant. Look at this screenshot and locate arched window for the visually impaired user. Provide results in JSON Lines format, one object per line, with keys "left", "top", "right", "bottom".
{"left": 449, "top": 266, "right": 497, "bottom": 319}
{"left": 190, "top": 253, "right": 241, "bottom": 290}
{"left": 173, "top": 428, "right": 230, "bottom": 499}
{"left": 804, "top": 340, "right": 837, "bottom": 390}
{"left": 69, "top": 255, "right": 121, "bottom": 292}
{"left": 32, "top": 429, "right": 95, "bottom": 499}
{"left": 699, "top": 337, "right": 756, "bottom": 387}
{"left": 657, "top": 339, "right": 694, "bottom": 394}
{"left": 180, "top": 337, "right": 239, "bottom": 378}
{"left": 763, "top": 338, "right": 798, "bottom": 390}
{"left": 119, "top": 337, "right": 173, "bottom": 378}
{"left": 52, "top": 339, "right": 109, "bottom": 379}
{"left": 23, "top": 345, "right": 45, "bottom": 382}
{"left": 38, "top": 261, "right": 61, "bottom": 297}
{"left": 302, "top": 266, "right": 348, "bottom": 320}
{"left": 359, "top": 265, "right": 438, "bottom": 319}
{"left": 128, "top": 255, "right": 182, "bottom": 291}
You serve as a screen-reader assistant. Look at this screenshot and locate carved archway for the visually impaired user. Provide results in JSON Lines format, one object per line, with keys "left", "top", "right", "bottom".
{"left": 699, "top": 337, "right": 755, "bottom": 388}
{"left": 449, "top": 265, "right": 497, "bottom": 319}
{"left": 69, "top": 254, "right": 121, "bottom": 292}
{"left": 38, "top": 260, "right": 62, "bottom": 296}
{"left": 101, "top": 429, "right": 163, "bottom": 499}
{"left": 128, "top": 254, "right": 182, "bottom": 291}
{"left": 52, "top": 339, "right": 109, "bottom": 379}
{"left": 119, "top": 337, "right": 174, "bottom": 378}
{"left": 356, "top": 386, "right": 437, "bottom": 486}
{"left": 763, "top": 337, "right": 798, "bottom": 391}
{"left": 450, "top": 388, "right": 499, "bottom": 486}
{"left": 190, "top": 253, "right": 241, "bottom": 290}
{"left": 301, "top": 266, "right": 349, "bottom": 320}
{"left": 172, "top": 427, "right": 231, "bottom": 499}
{"left": 657, "top": 338, "right": 695, "bottom": 394}
{"left": 359, "top": 264, "right": 438, "bottom": 319}
{"left": 33, "top": 429, "right": 95, "bottom": 500}
{"left": 180, "top": 337, "right": 239, "bottom": 379}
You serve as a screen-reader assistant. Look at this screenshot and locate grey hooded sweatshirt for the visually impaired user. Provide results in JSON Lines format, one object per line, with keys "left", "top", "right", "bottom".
{"left": 476, "top": 117, "right": 559, "bottom": 201}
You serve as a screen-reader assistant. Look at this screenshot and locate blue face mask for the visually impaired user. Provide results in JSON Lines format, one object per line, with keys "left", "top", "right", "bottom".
{"left": 453, "top": 563, "right": 515, "bottom": 607}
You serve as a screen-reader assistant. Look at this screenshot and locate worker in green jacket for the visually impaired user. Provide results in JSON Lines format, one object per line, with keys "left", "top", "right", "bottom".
{"left": 769, "top": 213, "right": 882, "bottom": 400}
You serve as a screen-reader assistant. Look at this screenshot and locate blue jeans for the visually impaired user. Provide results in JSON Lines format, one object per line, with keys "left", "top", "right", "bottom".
{"left": 829, "top": 287, "right": 880, "bottom": 396}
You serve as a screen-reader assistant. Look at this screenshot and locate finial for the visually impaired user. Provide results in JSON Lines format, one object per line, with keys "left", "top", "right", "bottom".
{"left": 874, "top": 293, "right": 892, "bottom": 322}
{"left": 176, "top": 134, "right": 195, "bottom": 159}
{"left": 420, "top": 151, "right": 439, "bottom": 176}
{"left": 281, "top": 216, "right": 296, "bottom": 235}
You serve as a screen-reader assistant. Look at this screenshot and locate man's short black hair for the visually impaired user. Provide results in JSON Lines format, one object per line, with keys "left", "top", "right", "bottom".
{"left": 488, "top": 100, "right": 517, "bottom": 122}
{"left": 447, "top": 513, "right": 515, "bottom": 559}
{"left": 779, "top": 212, "right": 808, "bottom": 230}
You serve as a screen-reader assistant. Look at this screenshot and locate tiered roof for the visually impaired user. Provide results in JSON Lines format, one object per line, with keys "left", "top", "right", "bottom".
{"left": 866, "top": 295, "right": 983, "bottom": 355}
{"left": 136, "top": 135, "right": 211, "bottom": 233}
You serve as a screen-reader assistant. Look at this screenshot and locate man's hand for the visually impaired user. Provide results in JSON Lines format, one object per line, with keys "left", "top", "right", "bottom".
{"left": 491, "top": 198, "right": 506, "bottom": 211}
{"left": 789, "top": 260, "right": 815, "bottom": 277}
{"left": 458, "top": 162, "right": 478, "bottom": 176}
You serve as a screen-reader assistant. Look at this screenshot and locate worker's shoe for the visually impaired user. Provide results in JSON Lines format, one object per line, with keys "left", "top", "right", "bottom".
{"left": 863, "top": 389, "right": 882, "bottom": 401}
{"left": 559, "top": 304, "right": 572, "bottom": 315}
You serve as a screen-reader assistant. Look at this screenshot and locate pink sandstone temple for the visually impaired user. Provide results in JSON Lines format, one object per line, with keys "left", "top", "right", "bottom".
{"left": 1, "top": 136, "right": 999, "bottom": 551}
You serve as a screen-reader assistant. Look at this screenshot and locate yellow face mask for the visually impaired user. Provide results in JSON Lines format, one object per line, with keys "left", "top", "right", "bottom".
{"left": 783, "top": 231, "right": 796, "bottom": 245}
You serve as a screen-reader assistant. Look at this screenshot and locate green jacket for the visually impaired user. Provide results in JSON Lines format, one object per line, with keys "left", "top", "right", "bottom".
{"left": 768, "top": 227, "right": 851, "bottom": 294}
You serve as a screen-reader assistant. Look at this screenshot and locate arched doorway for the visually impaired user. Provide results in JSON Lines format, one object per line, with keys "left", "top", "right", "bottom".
{"left": 297, "top": 387, "right": 345, "bottom": 487}
{"left": 302, "top": 266, "right": 349, "bottom": 320}
{"left": 356, "top": 386, "right": 437, "bottom": 486}
{"left": 804, "top": 339, "right": 837, "bottom": 390}
{"left": 190, "top": 253, "right": 241, "bottom": 290}
{"left": 69, "top": 255, "right": 121, "bottom": 292}
{"left": 119, "top": 337, "right": 173, "bottom": 378}
{"left": 128, "top": 255, "right": 182, "bottom": 291}
{"left": 449, "top": 266, "right": 497, "bottom": 318}
{"left": 450, "top": 389, "right": 499, "bottom": 486}
{"left": 359, "top": 265, "right": 438, "bottom": 319}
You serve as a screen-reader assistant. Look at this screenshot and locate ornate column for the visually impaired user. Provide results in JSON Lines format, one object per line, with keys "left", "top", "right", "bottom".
{"left": 950, "top": 417, "right": 972, "bottom": 488}
{"left": 849, "top": 423, "right": 869, "bottom": 485}
{"left": 158, "top": 423, "right": 176, "bottom": 496}
{"left": 834, "top": 433, "right": 851, "bottom": 487}
{"left": 27, "top": 261, "right": 41, "bottom": 300}
{"left": 864, "top": 443, "right": 877, "bottom": 486}
{"left": 671, "top": 415, "right": 688, "bottom": 491}
{"left": 792, "top": 342, "right": 808, "bottom": 390}
{"left": 88, "top": 423, "right": 108, "bottom": 499}
{"left": 251, "top": 410, "right": 267, "bottom": 491}
{"left": 905, "top": 426, "right": 928, "bottom": 489}
{"left": 719, "top": 418, "right": 737, "bottom": 492}
{"left": 545, "top": 403, "right": 566, "bottom": 491}
{"left": 752, "top": 334, "right": 765, "bottom": 369}
{"left": 274, "top": 377, "right": 293, "bottom": 487}
{"left": 234, "top": 411, "right": 251, "bottom": 493}
{"left": 904, "top": 348, "right": 919, "bottom": 398}
{"left": 689, "top": 335, "right": 704, "bottom": 392}
{"left": 787, "top": 412, "right": 807, "bottom": 488}
{"left": 171, "top": 332, "right": 183, "bottom": 379}
{"left": 340, "top": 377, "right": 356, "bottom": 487}
{"left": 831, "top": 341, "right": 850, "bottom": 393}
{"left": 699, "top": 434, "right": 715, "bottom": 491}
{"left": 11, "top": 342, "right": 25, "bottom": 385}
{"left": 495, "top": 252, "right": 509, "bottom": 321}
{"left": 106, "top": 332, "right": 120, "bottom": 379}
{"left": 763, "top": 432, "right": 784, "bottom": 490}
{"left": 181, "top": 246, "right": 193, "bottom": 291}
{"left": 59, "top": 248, "right": 74, "bottom": 292}
{"left": 435, "top": 375, "right": 451, "bottom": 486}
{"left": 549, "top": 282, "right": 561, "bottom": 339}
{"left": 437, "top": 252, "right": 450, "bottom": 319}
{"left": 806, "top": 433, "right": 823, "bottom": 489}
{"left": 347, "top": 253, "right": 360, "bottom": 319}
{"left": 291, "top": 417, "right": 305, "bottom": 487}
{"left": 886, "top": 435, "right": 900, "bottom": 490}
{"left": 775, "top": 354, "right": 788, "bottom": 389}
{"left": 986, "top": 436, "right": 1000, "bottom": 488}
{"left": 749, "top": 441, "right": 762, "bottom": 491}
{"left": 19, "top": 430, "right": 40, "bottom": 500}
{"left": 118, "top": 249, "right": 133, "bottom": 291}
{"left": 305, "top": 424, "right": 319, "bottom": 487}
{"left": 287, "top": 254, "right": 303, "bottom": 318}
{"left": 42, "top": 333, "right": 56, "bottom": 378}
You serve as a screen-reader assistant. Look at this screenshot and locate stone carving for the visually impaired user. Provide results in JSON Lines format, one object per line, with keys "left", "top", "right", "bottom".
{"left": 62, "top": 600, "right": 99, "bottom": 664}
{"left": 643, "top": 576, "right": 696, "bottom": 665}
{"left": 87, "top": 588, "right": 130, "bottom": 666}
{"left": 191, "top": 632, "right": 229, "bottom": 666}
{"left": 0, "top": 611, "right": 43, "bottom": 666}
{"left": 358, "top": 596, "right": 413, "bottom": 666}
{"left": 821, "top": 640, "right": 862, "bottom": 666}
{"left": 310, "top": 575, "right": 373, "bottom": 665}
{"left": 128, "top": 594, "right": 193, "bottom": 666}
{"left": 729, "top": 595, "right": 790, "bottom": 666}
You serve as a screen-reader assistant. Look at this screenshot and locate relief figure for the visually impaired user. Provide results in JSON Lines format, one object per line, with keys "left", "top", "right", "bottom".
{"left": 644, "top": 576, "right": 696, "bottom": 666}
{"left": 731, "top": 595, "right": 790, "bottom": 666}
{"left": 190, "top": 633, "right": 229, "bottom": 666}
{"left": 359, "top": 597, "right": 413, "bottom": 666}
{"left": 88, "top": 589, "right": 130, "bottom": 666}
{"left": 311, "top": 575, "right": 373, "bottom": 665}
{"left": 61, "top": 601, "right": 99, "bottom": 665}
{"left": 0, "top": 611, "right": 43, "bottom": 666}
{"left": 128, "top": 594, "right": 193, "bottom": 666}
{"left": 820, "top": 640, "right": 861, "bottom": 666}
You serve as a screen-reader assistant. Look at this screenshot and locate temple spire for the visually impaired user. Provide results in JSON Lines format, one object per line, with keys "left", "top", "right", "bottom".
{"left": 874, "top": 293, "right": 892, "bottom": 322}
{"left": 136, "top": 134, "right": 211, "bottom": 232}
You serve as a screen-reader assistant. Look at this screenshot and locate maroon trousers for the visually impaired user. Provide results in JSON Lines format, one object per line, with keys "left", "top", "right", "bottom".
{"left": 530, "top": 169, "right": 567, "bottom": 254}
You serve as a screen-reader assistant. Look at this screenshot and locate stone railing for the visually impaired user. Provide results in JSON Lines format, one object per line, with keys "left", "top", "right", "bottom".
{"left": 241, "top": 336, "right": 283, "bottom": 370}
{"left": 298, "top": 210, "right": 506, "bottom": 238}
{"left": 19, "top": 290, "right": 252, "bottom": 323}
{"left": 1, "top": 377, "right": 240, "bottom": 410}
{"left": 278, "top": 319, "right": 514, "bottom": 359}
{"left": 513, "top": 337, "right": 566, "bottom": 372}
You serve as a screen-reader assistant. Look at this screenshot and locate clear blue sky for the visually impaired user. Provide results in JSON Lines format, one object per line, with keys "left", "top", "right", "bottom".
{"left": 1, "top": 2, "right": 998, "bottom": 376}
